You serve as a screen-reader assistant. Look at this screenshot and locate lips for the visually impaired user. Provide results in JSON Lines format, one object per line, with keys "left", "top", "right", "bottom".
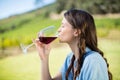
{"left": 57, "top": 33, "right": 60, "bottom": 37}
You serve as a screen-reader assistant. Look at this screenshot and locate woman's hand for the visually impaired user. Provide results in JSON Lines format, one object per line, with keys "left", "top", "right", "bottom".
{"left": 33, "top": 32, "right": 51, "bottom": 61}
{"left": 33, "top": 38, "right": 51, "bottom": 61}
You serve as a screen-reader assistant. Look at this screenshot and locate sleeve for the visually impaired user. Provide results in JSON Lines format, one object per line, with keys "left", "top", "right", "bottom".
{"left": 79, "top": 53, "right": 109, "bottom": 80}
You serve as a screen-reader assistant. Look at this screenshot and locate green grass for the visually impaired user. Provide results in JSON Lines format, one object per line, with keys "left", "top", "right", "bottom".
{"left": 0, "top": 39, "right": 120, "bottom": 80}
{"left": 0, "top": 18, "right": 60, "bottom": 38}
{"left": 99, "top": 39, "right": 120, "bottom": 80}
{"left": 0, "top": 17, "right": 120, "bottom": 48}
{"left": 95, "top": 18, "right": 120, "bottom": 29}
{"left": 0, "top": 43, "right": 70, "bottom": 80}
{"left": 0, "top": 8, "right": 120, "bottom": 47}
{"left": 0, "top": 17, "right": 61, "bottom": 47}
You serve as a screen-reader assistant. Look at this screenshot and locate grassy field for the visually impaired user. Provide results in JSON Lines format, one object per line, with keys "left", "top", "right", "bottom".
{"left": 0, "top": 39, "right": 120, "bottom": 80}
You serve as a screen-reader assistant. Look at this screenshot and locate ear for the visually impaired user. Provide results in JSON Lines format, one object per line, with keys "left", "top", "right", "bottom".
{"left": 73, "top": 29, "right": 81, "bottom": 37}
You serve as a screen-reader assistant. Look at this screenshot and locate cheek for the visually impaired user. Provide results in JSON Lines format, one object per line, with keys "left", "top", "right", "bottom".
{"left": 59, "top": 30, "right": 74, "bottom": 42}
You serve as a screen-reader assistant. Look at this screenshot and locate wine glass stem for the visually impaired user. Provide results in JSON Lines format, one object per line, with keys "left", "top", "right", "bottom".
{"left": 26, "top": 43, "right": 34, "bottom": 49}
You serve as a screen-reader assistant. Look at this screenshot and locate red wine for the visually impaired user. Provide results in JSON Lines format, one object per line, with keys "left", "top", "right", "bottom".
{"left": 39, "top": 37, "right": 57, "bottom": 44}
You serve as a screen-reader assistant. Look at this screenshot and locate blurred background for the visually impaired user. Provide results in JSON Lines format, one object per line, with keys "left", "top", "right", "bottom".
{"left": 0, "top": 0, "right": 120, "bottom": 80}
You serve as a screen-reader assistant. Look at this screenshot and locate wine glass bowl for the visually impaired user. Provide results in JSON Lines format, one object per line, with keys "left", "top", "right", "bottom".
{"left": 20, "top": 26, "right": 57, "bottom": 54}
{"left": 39, "top": 37, "right": 57, "bottom": 44}
{"left": 38, "top": 26, "right": 57, "bottom": 44}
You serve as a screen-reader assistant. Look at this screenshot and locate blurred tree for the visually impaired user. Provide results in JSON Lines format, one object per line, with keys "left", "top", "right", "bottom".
{"left": 56, "top": 0, "right": 67, "bottom": 13}
{"left": 56, "top": 0, "right": 120, "bottom": 14}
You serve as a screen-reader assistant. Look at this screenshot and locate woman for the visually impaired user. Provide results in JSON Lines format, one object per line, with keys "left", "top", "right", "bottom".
{"left": 33, "top": 9, "right": 112, "bottom": 80}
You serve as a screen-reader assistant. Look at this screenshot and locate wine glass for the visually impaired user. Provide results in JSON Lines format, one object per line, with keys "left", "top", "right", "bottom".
{"left": 20, "top": 26, "right": 58, "bottom": 54}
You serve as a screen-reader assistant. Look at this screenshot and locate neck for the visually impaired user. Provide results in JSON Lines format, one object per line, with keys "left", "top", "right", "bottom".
{"left": 68, "top": 38, "right": 79, "bottom": 59}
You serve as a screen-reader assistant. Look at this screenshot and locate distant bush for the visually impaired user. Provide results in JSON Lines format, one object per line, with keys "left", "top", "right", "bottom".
{"left": 97, "top": 28, "right": 109, "bottom": 37}
{"left": 0, "top": 38, "right": 18, "bottom": 48}
{"left": 95, "top": 18, "right": 120, "bottom": 29}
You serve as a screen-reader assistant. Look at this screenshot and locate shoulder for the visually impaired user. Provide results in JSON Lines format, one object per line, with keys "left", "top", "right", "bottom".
{"left": 79, "top": 51, "right": 109, "bottom": 80}
{"left": 66, "top": 52, "right": 73, "bottom": 59}
{"left": 84, "top": 51, "right": 106, "bottom": 65}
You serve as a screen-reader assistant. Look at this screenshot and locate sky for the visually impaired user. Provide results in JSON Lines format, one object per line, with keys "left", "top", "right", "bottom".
{"left": 0, "top": 0, "right": 55, "bottom": 20}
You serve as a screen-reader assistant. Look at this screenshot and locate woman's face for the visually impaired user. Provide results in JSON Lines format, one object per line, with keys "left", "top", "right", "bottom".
{"left": 58, "top": 17, "right": 79, "bottom": 43}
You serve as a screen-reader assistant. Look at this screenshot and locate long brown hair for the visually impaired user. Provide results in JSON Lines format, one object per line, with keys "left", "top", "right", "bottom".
{"left": 64, "top": 9, "right": 112, "bottom": 80}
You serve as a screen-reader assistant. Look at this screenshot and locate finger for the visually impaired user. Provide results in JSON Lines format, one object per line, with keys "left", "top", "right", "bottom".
{"left": 47, "top": 44, "right": 51, "bottom": 50}
{"left": 35, "top": 39, "right": 47, "bottom": 48}
{"left": 32, "top": 39, "right": 40, "bottom": 46}
{"left": 38, "top": 32, "right": 44, "bottom": 37}
{"left": 32, "top": 38, "right": 36, "bottom": 44}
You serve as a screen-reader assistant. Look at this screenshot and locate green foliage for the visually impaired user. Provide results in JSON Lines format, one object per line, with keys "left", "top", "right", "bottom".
{"left": 56, "top": 0, "right": 120, "bottom": 14}
{"left": 94, "top": 18, "right": 120, "bottom": 37}
{"left": 95, "top": 18, "right": 120, "bottom": 29}
{"left": 0, "top": 16, "right": 120, "bottom": 48}
{"left": 97, "top": 28, "right": 109, "bottom": 37}
{"left": 0, "top": 15, "right": 61, "bottom": 48}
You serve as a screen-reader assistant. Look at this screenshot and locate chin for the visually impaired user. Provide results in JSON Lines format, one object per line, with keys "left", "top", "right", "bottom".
{"left": 59, "top": 39, "right": 63, "bottom": 42}
{"left": 59, "top": 39, "right": 66, "bottom": 43}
